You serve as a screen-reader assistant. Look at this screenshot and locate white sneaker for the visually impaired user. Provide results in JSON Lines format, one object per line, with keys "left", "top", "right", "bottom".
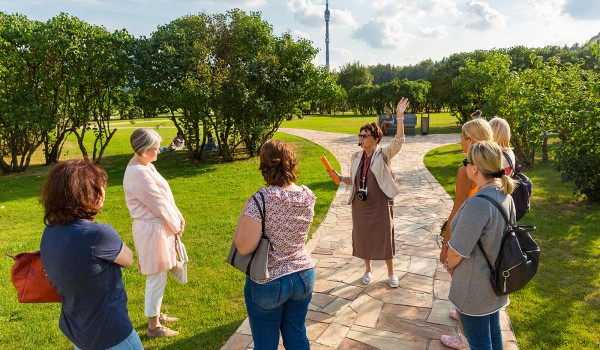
{"left": 362, "top": 271, "right": 372, "bottom": 285}
{"left": 389, "top": 274, "right": 399, "bottom": 288}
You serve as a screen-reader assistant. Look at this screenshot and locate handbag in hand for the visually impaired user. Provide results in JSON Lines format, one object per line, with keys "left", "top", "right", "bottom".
{"left": 476, "top": 194, "right": 540, "bottom": 296}
{"left": 170, "top": 235, "right": 188, "bottom": 284}
{"left": 226, "top": 191, "right": 272, "bottom": 281}
{"left": 6, "top": 251, "right": 62, "bottom": 303}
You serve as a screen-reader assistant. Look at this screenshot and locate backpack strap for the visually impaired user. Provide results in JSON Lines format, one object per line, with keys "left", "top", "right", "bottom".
{"left": 474, "top": 194, "right": 513, "bottom": 273}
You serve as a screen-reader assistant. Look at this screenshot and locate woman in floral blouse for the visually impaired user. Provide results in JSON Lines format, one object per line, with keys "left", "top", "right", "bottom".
{"left": 233, "top": 140, "right": 316, "bottom": 350}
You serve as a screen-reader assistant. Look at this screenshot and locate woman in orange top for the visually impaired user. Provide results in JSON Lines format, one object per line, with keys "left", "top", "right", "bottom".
{"left": 439, "top": 118, "right": 493, "bottom": 349}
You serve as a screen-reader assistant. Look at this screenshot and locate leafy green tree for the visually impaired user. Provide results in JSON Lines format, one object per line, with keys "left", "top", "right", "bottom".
{"left": 369, "top": 63, "right": 399, "bottom": 85}
{"left": 0, "top": 14, "right": 46, "bottom": 174}
{"left": 337, "top": 61, "right": 373, "bottom": 92}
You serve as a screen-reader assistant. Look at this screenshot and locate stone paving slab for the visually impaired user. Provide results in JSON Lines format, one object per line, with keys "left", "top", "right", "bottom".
{"left": 222, "top": 129, "right": 519, "bottom": 349}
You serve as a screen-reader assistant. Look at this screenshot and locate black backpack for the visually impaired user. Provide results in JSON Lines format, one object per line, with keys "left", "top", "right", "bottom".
{"left": 476, "top": 194, "right": 541, "bottom": 296}
{"left": 503, "top": 153, "right": 533, "bottom": 221}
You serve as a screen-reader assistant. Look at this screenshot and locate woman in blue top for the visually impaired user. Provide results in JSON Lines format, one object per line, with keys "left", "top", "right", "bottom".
{"left": 40, "top": 159, "right": 141, "bottom": 350}
{"left": 443, "top": 141, "right": 515, "bottom": 350}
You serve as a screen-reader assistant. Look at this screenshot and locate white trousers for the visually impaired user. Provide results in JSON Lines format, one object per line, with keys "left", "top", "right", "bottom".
{"left": 145, "top": 271, "right": 168, "bottom": 317}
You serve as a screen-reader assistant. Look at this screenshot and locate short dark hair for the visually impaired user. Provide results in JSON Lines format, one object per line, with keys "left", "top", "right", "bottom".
{"left": 360, "top": 122, "right": 383, "bottom": 143}
{"left": 259, "top": 140, "right": 299, "bottom": 187}
{"left": 40, "top": 159, "right": 108, "bottom": 225}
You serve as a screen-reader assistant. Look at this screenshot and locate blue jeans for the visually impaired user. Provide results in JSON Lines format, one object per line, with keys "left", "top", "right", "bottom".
{"left": 74, "top": 329, "right": 143, "bottom": 350}
{"left": 459, "top": 310, "right": 503, "bottom": 350}
{"left": 244, "top": 268, "right": 315, "bottom": 350}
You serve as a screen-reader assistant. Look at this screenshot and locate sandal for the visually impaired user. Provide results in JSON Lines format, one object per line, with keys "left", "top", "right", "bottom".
{"left": 440, "top": 334, "right": 469, "bottom": 349}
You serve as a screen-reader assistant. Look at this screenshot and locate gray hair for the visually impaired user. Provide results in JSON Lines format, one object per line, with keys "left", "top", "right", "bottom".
{"left": 130, "top": 128, "right": 162, "bottom": 156}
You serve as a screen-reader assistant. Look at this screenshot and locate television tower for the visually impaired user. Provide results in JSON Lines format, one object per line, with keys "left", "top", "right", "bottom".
{"left": 324, "top": 0, "right": 330, "bottom": 69}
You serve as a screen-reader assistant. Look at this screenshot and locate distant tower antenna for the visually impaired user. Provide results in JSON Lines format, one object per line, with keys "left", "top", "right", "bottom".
{"left": 324, "top": 0, "right": 330, "bottom": 69}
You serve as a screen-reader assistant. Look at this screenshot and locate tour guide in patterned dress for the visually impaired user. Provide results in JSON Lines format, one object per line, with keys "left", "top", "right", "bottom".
{"left": 330, "top": 97, "right": 410, "bottom": 288}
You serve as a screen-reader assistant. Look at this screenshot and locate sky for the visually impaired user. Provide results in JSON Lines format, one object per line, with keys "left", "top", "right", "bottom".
{"left": 2, "top": 0, "right": 600, "bottom": 70}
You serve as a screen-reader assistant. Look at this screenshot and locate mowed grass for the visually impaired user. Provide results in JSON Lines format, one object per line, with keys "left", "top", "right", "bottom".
{"left": 0, "top": 128, "right": 339, "bottom": 349}
{"left": 281, "top": 111, "right": 461, "bottom": 135}
{"left": 424, "top": 143, "right": 600, "bottom": 349}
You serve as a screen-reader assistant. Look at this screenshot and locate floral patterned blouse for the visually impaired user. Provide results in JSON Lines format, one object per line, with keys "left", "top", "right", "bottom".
{"left": 244, "top": 185, "right": 316, "bottom": 283}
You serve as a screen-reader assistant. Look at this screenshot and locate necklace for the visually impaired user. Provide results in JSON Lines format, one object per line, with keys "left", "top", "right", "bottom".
{"left": 479, "top": 180, "right": 497, "bottom": 189}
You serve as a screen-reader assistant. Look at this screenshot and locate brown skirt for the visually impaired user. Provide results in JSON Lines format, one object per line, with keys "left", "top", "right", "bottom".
{"left": 351, "top": 166, "right": 395, "bottom": 260}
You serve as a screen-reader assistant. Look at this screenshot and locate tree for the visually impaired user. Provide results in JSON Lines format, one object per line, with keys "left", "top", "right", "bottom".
{"left": 0, "top": 14, "right": 46, "bottom": 174}
{"left": 337, "top": 61, "right": 373, "bottom": 92}
{"left": 369, "top": 63, "right": 399, "bottom": 85}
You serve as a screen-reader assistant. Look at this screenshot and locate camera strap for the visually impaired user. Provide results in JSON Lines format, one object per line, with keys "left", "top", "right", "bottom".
{"left": 359, "top": 152, "right": 371, "bottom": 190}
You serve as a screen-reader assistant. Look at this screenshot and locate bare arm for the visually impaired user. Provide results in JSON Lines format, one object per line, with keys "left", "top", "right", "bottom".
{"left": 440, "top": 166, "right": 473, "bottom": 262}
{"left": 395, "top": 97, "right": 409, "bottom": 138}
{"left": 113, "top": 243, "right": 134, "bottom": 268}
{"left": 444, "top": 246, "right": 463, "bottom": 275}
{"left": 233, "top": 199, "right": 262, "bottom": 255}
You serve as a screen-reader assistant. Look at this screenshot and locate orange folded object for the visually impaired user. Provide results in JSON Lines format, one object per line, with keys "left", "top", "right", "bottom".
{"left": 320, "top": 156, "right": 340, "bottom": 184}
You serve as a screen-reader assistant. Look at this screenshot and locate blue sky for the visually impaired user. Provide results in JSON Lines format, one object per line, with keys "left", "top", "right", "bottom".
{"left": 2, "top": 0, "right": 599, "bottom": 70}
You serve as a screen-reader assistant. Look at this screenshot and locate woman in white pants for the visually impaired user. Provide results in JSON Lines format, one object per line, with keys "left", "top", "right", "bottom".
{"left": 123, "top": 128, "right": 185, "bottom": 338}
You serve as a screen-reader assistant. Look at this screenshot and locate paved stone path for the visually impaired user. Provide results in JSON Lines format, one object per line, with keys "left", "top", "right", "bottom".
{"left": 222, "top": 129, "right": 519, "bottom": 350}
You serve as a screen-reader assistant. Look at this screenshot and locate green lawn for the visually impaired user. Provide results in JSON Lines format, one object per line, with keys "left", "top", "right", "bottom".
{"left": 424, "top": 143, "right": 600, "bottom": 349}
{"left": 282, "top": 112, "right": 461, "bottom": 135}
{"left": 0, "top": 128, "right": 339, "bottom": 349}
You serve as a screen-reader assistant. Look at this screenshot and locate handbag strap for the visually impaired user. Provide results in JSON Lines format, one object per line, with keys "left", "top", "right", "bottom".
{"left": 253, "top": 191, "right": 267, "bottom": 238}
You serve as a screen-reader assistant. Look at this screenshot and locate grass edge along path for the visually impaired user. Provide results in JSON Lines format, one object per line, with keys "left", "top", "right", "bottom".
{"left": 0, "top": 131, "right": 339, "bottom": 350}
{"left": 424, "top": 143, "right": 600, "bottom": 350}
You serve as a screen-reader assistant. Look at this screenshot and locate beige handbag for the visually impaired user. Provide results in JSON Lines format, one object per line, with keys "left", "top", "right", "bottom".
{"left": 226, "top": 191, "right": 271, "bottom": 281}
{"left": 170, "top": 235, "right": 188, "bottom": 284}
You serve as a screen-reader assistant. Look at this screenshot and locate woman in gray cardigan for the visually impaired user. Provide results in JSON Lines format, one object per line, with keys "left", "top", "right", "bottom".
{"left": 331, "top": 98, "right": 409, "bottom": 288}
{"left": 443, "top": 140, "right": 516, "bottom": 350}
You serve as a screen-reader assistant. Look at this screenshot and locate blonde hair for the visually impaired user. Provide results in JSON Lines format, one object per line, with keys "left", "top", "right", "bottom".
{"left": 467, "top": 141, "right": 515, "bottom": 195}
{"left": 462, "top": 118, "right": 493, "bottom": 143}
{"left": 489, "top": 117, "right": 511, "bottom": 150}
{"left": 130, "top": 128, "right": 162, "bottom": 156}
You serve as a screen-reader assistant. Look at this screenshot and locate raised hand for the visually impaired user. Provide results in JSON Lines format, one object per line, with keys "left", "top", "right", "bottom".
{"left": 396, "top": 97, "right": 410, "bottom": 115}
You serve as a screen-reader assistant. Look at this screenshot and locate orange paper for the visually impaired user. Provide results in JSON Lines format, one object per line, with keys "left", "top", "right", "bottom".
{"left": 320, "top": 156, "right": 340, "bottom": 184}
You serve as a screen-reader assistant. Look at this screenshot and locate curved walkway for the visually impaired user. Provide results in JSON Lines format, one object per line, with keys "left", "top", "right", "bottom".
{"left": 222, "top": 129, "right": 518, "bottom": 350}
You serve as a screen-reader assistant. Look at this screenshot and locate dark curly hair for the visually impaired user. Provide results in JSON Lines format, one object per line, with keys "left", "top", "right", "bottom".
{"left": 360, "top": 122, "right": 383, "bottom": 144}
{"left": 259, "top": 140, "right": 299, "bottom": 187}
{"left": 40, "top": 159, "right": 108, "bottom": 226}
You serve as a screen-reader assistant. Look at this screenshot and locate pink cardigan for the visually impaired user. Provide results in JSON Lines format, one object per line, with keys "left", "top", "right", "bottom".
{"left": 123, "top": 163, "right": 184, "bottom": 275}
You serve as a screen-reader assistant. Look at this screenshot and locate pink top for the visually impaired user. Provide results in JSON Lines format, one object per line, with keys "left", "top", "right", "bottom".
{"left": 245, "top": 186, "right": 316, "bottom": 283}
{"left": 123, "top": 163, "right": 184, "bottom": 275}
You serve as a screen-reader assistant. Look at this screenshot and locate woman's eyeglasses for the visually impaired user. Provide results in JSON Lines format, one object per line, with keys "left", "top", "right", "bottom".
{"left": 462, "top": 158, "right": 474, "bottom": 167}
{"left": 358, "top": 134, "right": 372, "bottom": 139}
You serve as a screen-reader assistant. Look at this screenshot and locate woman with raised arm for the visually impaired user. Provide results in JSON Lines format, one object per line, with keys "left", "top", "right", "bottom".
{"left": 331, "top": 98, "right": 409, "bottom": 288}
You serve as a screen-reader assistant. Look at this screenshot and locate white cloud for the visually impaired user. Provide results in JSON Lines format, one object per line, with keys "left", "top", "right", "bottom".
{"left": 465, "top": 0, "right": 506, "bottom": 30}
{"left": 314, "top": 46, "right": 354, "bottom": 70}
{"left": 287, "top": 0, "right": 356, "bottom": 27}
{"left": 528, "top": 0, "right": 566, "bottom": 21}
{"left": 418, "top": 25, "right": 449, "bottom": 38}
{"left": 371, "top": 0, "right": 461, "bottom": 22}
{"left": 291, "top": 29, "right": 311, "bottom": 40}
{"left": 352, "top": 18, "right": 412, "bottom": 49}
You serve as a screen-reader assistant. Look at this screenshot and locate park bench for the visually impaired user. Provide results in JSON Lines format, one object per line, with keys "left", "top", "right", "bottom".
{"left": 378, "top": 113, "right": 417, "bottom": 136}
